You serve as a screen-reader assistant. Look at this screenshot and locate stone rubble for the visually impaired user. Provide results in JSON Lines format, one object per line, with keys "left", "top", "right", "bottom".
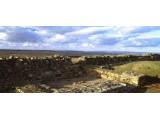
{"left": 14, "top": 77, "right": 129, "bottom": 93}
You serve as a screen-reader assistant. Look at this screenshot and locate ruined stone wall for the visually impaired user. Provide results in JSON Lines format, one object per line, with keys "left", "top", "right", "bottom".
{"left": 91, "top": 68, "right": 142, "bottom": 86}
{"left": 0, "top": 56, "right": 86, "bottom": 90}
{"left": 88, "top": 68, "right": 160, "bottom": 86}
{"left": 78, "top": 54, "right": 160, "bottom": 65}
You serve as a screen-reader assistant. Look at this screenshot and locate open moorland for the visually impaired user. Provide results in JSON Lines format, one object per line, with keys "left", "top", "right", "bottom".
{"left": 0, "top": 50, "right": 160, "bottom": 93}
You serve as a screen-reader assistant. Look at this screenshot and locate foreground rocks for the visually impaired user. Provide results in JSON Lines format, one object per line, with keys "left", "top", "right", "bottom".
{"left": 15, "top": 77, "right": 129, "bottom": 93}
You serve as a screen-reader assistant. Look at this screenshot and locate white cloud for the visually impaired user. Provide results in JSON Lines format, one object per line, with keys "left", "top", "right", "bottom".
{"left": 116, "top": 26, "right": 138, "bottom": 34}
{"left": 81, "top": 43, "right": 95, "bottom": 48}
{"left": 22, "top": 42, "right": 39, "bottom": 47}
{"left": 35, "top": 30, "right": 49, "bottom": 36}
{"left": 66, "top": 27, "right": 111, "bottom": 36}
{"left": 135, "top": 30, "right": 160, "bottom": 39}
{"left": 88, "top": 34, "right": 102, "bottom": 40}
{"left": 48, "top": 34, "right": 66, "bottom": 42}
{"left": 0, "top": 32, "right": 7, "bottom": 40}
{"left": 54, "top": 34, "right": 65, "bottom": 40}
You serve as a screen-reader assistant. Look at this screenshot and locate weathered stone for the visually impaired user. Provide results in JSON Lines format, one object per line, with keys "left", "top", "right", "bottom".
{"left": 50, "top": 88, "right": 59, "bottom": 93}
{"left": 28, "top": 74, "right": 33, "bottom": 78}
{"left": 16, "top": 88, "right": 24, "bottom": 93}
{"left": 43, "top": 71, "right": 54, "bottom": 76}
{"left": 40, "top": 84, "right": 50, "bottom": 89}
{"left": 19, "top": 59, "right": 23, "bottom": 61}
{"left": 91, "top": 68, "right": 144, "bottom": 86}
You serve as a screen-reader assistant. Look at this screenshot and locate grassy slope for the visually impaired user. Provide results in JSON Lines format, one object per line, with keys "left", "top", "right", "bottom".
{"left": 113, "top": 61, "right": 160, "bottom": 92}
{"left": 113, "top": 61, "right": 160, "bottom": 77}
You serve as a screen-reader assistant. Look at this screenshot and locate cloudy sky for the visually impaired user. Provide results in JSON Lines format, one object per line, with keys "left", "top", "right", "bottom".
{"left": 0, "top": 26, "right": 160, "bottom": 52}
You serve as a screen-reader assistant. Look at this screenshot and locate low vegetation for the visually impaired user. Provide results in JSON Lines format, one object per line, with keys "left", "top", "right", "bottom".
{"left": 113, "top": 61, "right": 160, "bottom": 77}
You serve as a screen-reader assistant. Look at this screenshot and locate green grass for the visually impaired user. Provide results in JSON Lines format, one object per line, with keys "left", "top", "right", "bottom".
{"left": 113, "top": 61, "right": 160, "bottom": 77}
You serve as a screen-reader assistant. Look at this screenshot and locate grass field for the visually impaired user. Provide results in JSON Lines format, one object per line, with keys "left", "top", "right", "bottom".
{"left": 113, "top": 61, "right": 160, "bottom": 77}
{"left": 113, "top": 61, "right": 160, "bottom": 92}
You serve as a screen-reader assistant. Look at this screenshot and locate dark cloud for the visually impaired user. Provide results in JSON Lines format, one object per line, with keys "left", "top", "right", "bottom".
{"left": 37, "top": 26, "right": 87, "bottom": 34}
{"left": 131, "top": 26, "right": 160, "bottom": 34}
{"left": 100, "top": 38, "right": 119, "bottom": 45}
{"left": 4, "top": 27, "right": 42, "bottom": 43}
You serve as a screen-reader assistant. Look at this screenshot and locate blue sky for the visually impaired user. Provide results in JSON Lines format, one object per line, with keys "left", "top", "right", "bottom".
{"left": 0, "top": 26, "right": 160, "bottom": 52}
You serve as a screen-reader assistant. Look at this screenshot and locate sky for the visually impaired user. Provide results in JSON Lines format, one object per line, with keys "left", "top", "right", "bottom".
{"left": 0, "top": 26, "right": 160, "bottom": 52}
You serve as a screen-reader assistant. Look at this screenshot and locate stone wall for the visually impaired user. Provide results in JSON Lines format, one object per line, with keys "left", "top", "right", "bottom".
{"left": 87, "top": 68, "right": 142, "bottom": 86}
{"left": 0, "top": 56, "right": 86, "bottom": 90}
{"left": 88, "top": 68, "right": 160, "bottom": 86}
{"left": 78, "top": 54, "right": 160, "bottom": 65}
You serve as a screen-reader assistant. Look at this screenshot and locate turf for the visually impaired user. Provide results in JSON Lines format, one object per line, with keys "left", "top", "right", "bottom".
{"left": 113, "top": 61, "right": 160, "bottom": 77}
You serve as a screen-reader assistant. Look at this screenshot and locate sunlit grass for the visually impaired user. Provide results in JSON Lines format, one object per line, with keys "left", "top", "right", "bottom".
{"left": 114, "top": 61, "right": 160, "bottom": 77}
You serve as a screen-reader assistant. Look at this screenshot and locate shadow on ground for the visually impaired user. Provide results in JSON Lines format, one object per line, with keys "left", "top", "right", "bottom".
{"left": 0, "top": 76, "right": 100, "bottom": 93}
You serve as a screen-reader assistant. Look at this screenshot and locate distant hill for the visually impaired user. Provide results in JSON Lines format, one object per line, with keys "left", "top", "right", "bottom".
{"left": 0, "top": 49, "right": 157, "bottom": 57}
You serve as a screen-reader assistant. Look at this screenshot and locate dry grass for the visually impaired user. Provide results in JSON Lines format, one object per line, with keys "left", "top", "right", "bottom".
{"left": 113, "top": 61, "right": 160, "bottom": 77}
